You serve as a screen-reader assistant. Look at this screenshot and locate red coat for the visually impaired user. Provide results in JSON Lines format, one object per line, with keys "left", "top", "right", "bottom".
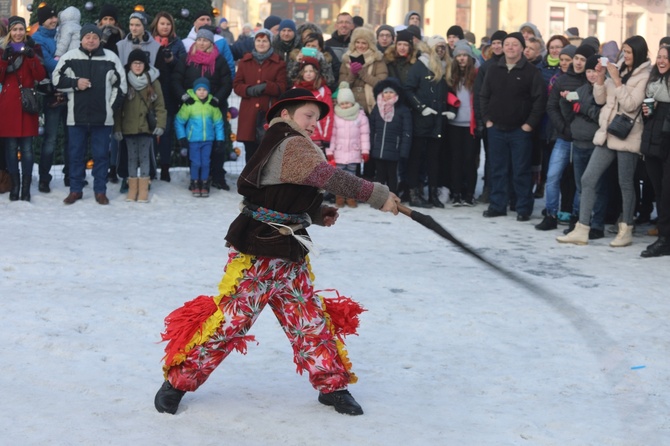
{"left": 233, "top": 52, "right": 287, "bottom": 142}
{"left": 0, "top": 49, "right": 46, "bottom": 137}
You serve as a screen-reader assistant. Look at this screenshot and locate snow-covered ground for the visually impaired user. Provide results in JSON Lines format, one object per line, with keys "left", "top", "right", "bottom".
{"left": 1, "top": 158, "right": 669, "bottom": 445}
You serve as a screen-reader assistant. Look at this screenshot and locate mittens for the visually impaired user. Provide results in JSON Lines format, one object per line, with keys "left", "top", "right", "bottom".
{"left": 350, "top": 62, "right": 363, "bottom": 76}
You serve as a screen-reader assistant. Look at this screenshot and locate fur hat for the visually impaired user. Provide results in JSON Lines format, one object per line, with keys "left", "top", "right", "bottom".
{"left": 504, "top": 32, "right": 525, "bottom": 49}
{"left": 266, "top": 88, "right": 330, "bottom": 122}
{"left": 37, "top": 5, "right": 57, "bottom": 26}
{"left": 80, "top": 23, "right": 102, "bottom": 40}
{"left": 376, "top": 24, "right": 395, "bottom": 39}
{"left": 348, "top": 27, "right": 376, "bottom": 53}
{"left": 336, "top": 81, "right": 355, "bottom": 104}
{"left": 98, "top": 4, "right": 118, "bottom": 22}
{"left": 126, "top": 48, "right": 149, "bottom": 71}
{"left": 447, "top": 25, "right": 464, "bottom": 40}
{"left": 453, "top": 40, "right": 474, "bottom": 58}
{"left": 426, "top": 35, "right": 447, "bottom": 49}
{"left": 196, "top": 28, "right": 215, "bottom": 43}
{"left": 490, "top": 30, "right": 507, "bottom": 43}
{"left": 193, "top": 77, "right": 210, "bottom": 93}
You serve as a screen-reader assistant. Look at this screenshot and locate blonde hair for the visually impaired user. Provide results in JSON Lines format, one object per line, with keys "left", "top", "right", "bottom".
{"left": 424, "top": 41, "right": 451, "bottom": 83}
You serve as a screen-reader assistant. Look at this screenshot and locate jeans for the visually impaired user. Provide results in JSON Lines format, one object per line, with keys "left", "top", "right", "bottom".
{"left": 39, "top": 102, "right": 67, "bottom": 182}
{"left": 5, "top": 137, "right": 33, "bottom": 176}
{"left": 544, "top": 138, "right": 571, "bottom": 216}
{"left": 190, "top": 141, "right": 212, "bottom": 181}
{"left": 572, "top": 147, "right": 607, "bottom": 230}
{"left": 68, "top": 125, "right": 112, "bottom": 193}
{"left": 487, "top": 126, "right": 534, "bottom": 216}
{"left": 579, "top": 145, "right": 638, "bottom": 226}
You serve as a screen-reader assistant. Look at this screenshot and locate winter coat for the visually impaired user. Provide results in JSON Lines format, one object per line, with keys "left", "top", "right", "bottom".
{"left": 539, "top": 58, "right": 560, "bottom": 86}
{"left": 114, "top": 73, "right": 167, "bottom": 136}
{"left": 99, "top": 24, "right": 124, "bottom": 55}
{"left": 593, "top": 60, "right": 651, "bottom": 152}
{"left": 473, "top": 53, "right": 503, "bottom": 131}
{"left": 32, "top": 25, "right": 58, "bottom": 75}
{"left": 172, "top": 51, "right": 232, "bottom": 110}
{"left": 154, "top": 36, "right": 186, "bottom": 115}
{"left": 226, "top": 117, "right": 389, "bottom": 261}
{"left": 403, "top": 56, "right": 449, "bottom": 138}
{"left": 233, "top": 51, "right": 287, "bottom": 142}
{"left": 339, "top": 50, "right": 388, "bottom": 114}
{"left": 272, "top": 35, "right": 300, "bottom": 63}
{"left": 182, "top": 27, "right": 235, "bottom": 76}
{"left": 369, "top": 101, "right": 412, "bottom": 161}
{"left": 480, "top": 55, "right": 547, "bottom": 131}
{"left": 562, "top": 82, "right": 602, "bottom": 149}
{"left": 117, "top": 31, "right": 164, "bottom": 69}
{"left": 327, "top": 108, "right": 370, "bottom": 164}
{"left": 640, "top": 101, "right": 670, "bottom": 160}
{"left": 384, "top": 45, "right": 417, "bottom": 85}
{"left": 546, "top": 65, "right": 587, "bottom": 141}
{"left": 53, "top": 44, "right": 127, "bottom": 126}
{"left": 0, "top": 45, "right": 47, "bottom": 137}
{"left": 55, "top": 6, "right": 81, "bottom": 57}
{"left": 174, "top": 89, "right": 224, "bottom": 142}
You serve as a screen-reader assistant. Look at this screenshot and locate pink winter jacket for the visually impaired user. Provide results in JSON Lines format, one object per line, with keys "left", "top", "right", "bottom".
{"left": 327, "top": 109, "right": 370, "bottom": 164}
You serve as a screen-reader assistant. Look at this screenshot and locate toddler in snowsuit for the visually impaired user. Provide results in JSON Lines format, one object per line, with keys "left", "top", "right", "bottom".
{"left": 174, "top": 77, "right": 224, "bottom": 197}
{"left": 54, "top": 6, "right": 81, "bottom": 58}
{"left": 327, "top": 81, "right": 370, "bottom": 207}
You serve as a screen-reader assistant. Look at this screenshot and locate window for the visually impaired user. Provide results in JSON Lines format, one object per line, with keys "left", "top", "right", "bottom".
{"left": 588, "top": 10, "right": 599, "bottom": 38}
{"left": 549, "top": 7, "right": 565, "bottom": 37}
{"left": 456, "top": 0, "right": 471, "bottom": 30}
{"left": 626, "top": 12, "right": 641, "bottom": 39}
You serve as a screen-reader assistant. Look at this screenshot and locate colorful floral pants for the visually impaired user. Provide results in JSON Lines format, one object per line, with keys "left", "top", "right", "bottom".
{"left": 166, "top": 250, "right": 351, "bottom": 393}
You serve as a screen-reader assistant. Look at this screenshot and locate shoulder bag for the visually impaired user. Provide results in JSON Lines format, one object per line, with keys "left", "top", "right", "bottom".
{"left": 607, "top": 104, "right": 642, "bottom": 140}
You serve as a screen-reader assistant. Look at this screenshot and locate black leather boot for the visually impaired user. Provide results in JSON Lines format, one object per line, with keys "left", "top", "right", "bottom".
{"left": 429, "top": 187, "right": 444, "bottom": 208}
{"left": 154, "top": 381, "right": 186, "bottom": 414}
{"left": 20, "top": 174, "right": 31, "bottom": 201}
{"left": 409, "top": 187, "right": 432, "bottom": 208}
{"left": 641, "top": 236, "right": 670, "bottom": 258}
{"left": 318, "top": 389, "right": 364, "bottom": 415}
{"left": 9, "top": 173, "right": 20, "bottom": 201}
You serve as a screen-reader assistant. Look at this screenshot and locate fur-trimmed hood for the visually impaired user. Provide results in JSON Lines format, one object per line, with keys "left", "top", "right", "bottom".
{"left": 373, "top": 77, "right": 404, "bottom": 101}
{"left": 384, "top": 43, "right": 418, "bottom": 65}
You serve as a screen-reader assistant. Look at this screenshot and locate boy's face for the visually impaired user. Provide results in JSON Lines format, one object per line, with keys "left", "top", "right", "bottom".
{"left": 283, "top": 103, "right": 320, "bottom": 135}
{"left": 195, "top": 87, "right": 209, "bottom": 100}
{"left": 586, "top": 69, "right": 598, "bottom": 84}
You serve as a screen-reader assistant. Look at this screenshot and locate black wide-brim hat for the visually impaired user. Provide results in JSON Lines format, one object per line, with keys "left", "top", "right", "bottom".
{"left": 266, "top": 88, "right": 330, "bottom": 123}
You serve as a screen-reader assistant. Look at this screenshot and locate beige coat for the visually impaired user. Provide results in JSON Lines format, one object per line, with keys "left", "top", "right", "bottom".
{"left": 593, "top": 60, "right": 651, "bottom": 152}
{"left": 339, "top": 50, "right": 388, "bottom": 114}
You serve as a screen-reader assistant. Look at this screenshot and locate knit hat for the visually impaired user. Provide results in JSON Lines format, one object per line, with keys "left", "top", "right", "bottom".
{"left": 373, "top": 77, "right": 403, "bottom": 98}
{"left": 447, "top": 25, "right": 464, "bottom": 40}
{"left": 336, "top": 81, "right": 355, "bottom": 104}
{"left": 263, "top": 15, "right": 282, "bottom": 31}
{"left": 80, "top": 23, "right": 102, "bottom": 40}
{"left": 575, "top": 44, "right": 596, "bottom": 60}
{"left": 278, "top": 19, "right": 296, "bottom": 33}
{"left": 301, "top": 56, "right": 320, "bottom": 71}
{"left": 266, "top": 88, "right": 330, "bottom": 122}
{"left": 581, "top": 36, "right": 601, "bottom": 53}
{"left": 395, "top": 30, "right": 413, "bottom": 44}
{"left": 660, "top": 37, "right": 670, "bottom": 47}
{"left": 406, "top": 25, "right": 422, "bottom": 41}
{"left": 376, "top": 24, "right": 395, "bottom": 39}
{"left": 37, "top": 5, "right": 57, "bottom": 26}
{"left": 559, "top": 45, "right": 577, "bottom": 58}
{"left": 353, "top": 16, "right": 364, "bottom": 27}
{"left": 426, "top": 35, "right": 447, "bottom": 49}
{"left": 219, "top": 18, "right": 228, "bottom": 25}
{"left": 585, "top": 54, "right": 600, "bottom": 71}
{"left": 504, "top": 32, "right": 525, "bottom": 49}
{"left": 7, "top": 16, "right": 25, "bottom": 30}
{"left": 129, "top": 12, "right": 147, "bottom": 27}
{"left": 196, "top": 28, "right": 215, "bottom": 43}
{"left": 565, "top": 27, "right": 579, "bottom": 39}
{"left": 126, "top": 48, "right": 149, "bottom": 71}
{"left": 193, "top": 9, "right": 212, "bottom": 21}
{"left": 193, "top": 77, "right": 210, "bottom": 93}
{"left": 254, "top": 28, "right": 273, "bottom": 41}
{"left": 98, "top": 4, "right": 118, "bottom": 22}
{"left": 453, "top": 40, "right": 474, "bottom": 58}
{"left": 490, "top": 30, "right": 507, "bottom": 43}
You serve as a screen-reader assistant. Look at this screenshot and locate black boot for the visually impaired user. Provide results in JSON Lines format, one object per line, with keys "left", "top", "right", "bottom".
{"left": 107, "top": 166, "right": 119, "bottom": 184}
{"left": 9, "top": 173, "right": 20, "bottom": 201}
{"left": 409, "top": 187, "right": 432, "bottom": 208}
{"left": 318, "top": 389, "right": 364, "bottom": 415}
{"left": 641, "top": 236, "right": 670, "bottom": 258}
{"left": 398, "top": 181, "right": 410, "bottom": 203}
{"left": 535, "top": 214, "right": 557, "bottom": 230}
{"left": 200, "top": 179, "right": 210, "bottom": 197}
{"left": 20, "top": 174, "right": 31, "bottom": 201}
{"left": 160, "top": 164, "right": 171, "bottom": 182}
{"left": 154, "top": 381, "right": 186, "bottom": 414}
{"left": 190, "top": 180, "right": 200, "bottom": 196}
{"left": 429, "top": 187, "right": 444, "bottom": 208}
{"left": 563, "top": 215, "right": 578, "bottom": 234}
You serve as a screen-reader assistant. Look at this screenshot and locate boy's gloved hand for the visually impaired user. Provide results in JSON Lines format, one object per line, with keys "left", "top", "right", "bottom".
{"left": 181, "top": 94, "right": 195, "bottom": 105}
{"left": 422, "top": 107, "right": 437, "bottom": 116}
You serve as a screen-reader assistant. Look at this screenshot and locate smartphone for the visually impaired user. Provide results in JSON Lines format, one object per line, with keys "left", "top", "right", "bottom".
{"left": 349, "top": 55, "right": 365, "bottom": 65}
{"left": 301, "top": 47, "right": 317, "bottom": 57}
{"left": 566, "top": 91, "right": 579, "bottom": 101}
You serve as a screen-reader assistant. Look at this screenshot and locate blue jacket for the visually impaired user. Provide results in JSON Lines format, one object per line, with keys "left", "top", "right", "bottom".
{"left": 32, "top": 26, "right": 58, "bottom": 75}
{"left": 174, "top": 89, "right": 224, "bottom": 142}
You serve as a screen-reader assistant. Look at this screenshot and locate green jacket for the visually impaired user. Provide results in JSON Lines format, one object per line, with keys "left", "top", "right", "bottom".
{"left": 114, "top": 78, "right": 167, "bottom": 135}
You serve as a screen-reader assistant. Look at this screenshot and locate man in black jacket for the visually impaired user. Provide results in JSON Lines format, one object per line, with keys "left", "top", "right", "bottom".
{"left": 325, "top": 12, "right": 354, "bottom": 61}
{"left": 480, "top": 32, "right": 547, "bottom": 221}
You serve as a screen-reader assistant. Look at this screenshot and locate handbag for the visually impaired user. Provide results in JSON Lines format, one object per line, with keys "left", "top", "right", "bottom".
{"left": 607, "top": 105, "right": 642, "bottom": 140}
{"left": 19, "top": 85, "right": 39, "bottom": 114}
{"left": 138, "top": 92, "right": 157, "bottom": 131}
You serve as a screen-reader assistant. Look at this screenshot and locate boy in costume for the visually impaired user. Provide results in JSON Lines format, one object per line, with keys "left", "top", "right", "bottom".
{"left": 155, "top": 88, "right": 400, "bottom": 415}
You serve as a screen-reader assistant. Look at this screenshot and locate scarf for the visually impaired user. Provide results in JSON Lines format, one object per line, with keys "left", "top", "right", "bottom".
{"left": 154, "top": 36, "right": 169, "bottom": 47}
{"left": 646, "top": 78, "right": 670, "bottom": 103}
{"left": 376, "top": 93, "right": 398, "bottom": 122}
{"left": 252, "top": 48, "right": 274, "bottom": 63}
{"left": 546, "top": 55, "right": 560, "bottom": 67}
{"left": 186, "top": 45, "right": 220, "bottom": 76}
{"left": 295, "top": 79, "right": 317, "bottom": 90}
{"left": 334, "top": 103, "right": 360, "bottom": 120}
